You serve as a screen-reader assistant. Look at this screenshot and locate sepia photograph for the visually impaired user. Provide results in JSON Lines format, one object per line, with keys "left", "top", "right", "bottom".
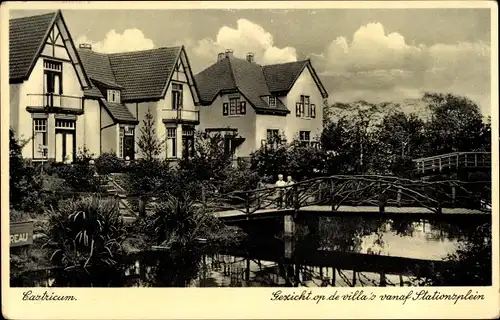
{"left": 2, "top": 1, "right": 498, "bottom": 318}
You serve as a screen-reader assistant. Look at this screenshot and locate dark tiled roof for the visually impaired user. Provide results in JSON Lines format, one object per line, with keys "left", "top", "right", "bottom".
{"left": 262, "top": 60, "right": 308, "bottom": 93}
{"left": 78, "top": 49, "right": 121, "bottom": 88}
{"left": 100, "top": 99, "right": 138, "bottom": 124}
{"left": 9, "top": 12, "right": 57, "bottom": 80}
{"left": 195, "top": 58, "right": 236, "bottom": 103}
{"left": 263, "top": 60, "right": 329, "bottom": 99}
{"left": 195, "top": 57, "right": 289, "bottom": 114}
{"left": 84, "top": 80, "right": 104, "bottom": 98}
{"left": 108, "top": 47, "right": 182, "bottom": 101}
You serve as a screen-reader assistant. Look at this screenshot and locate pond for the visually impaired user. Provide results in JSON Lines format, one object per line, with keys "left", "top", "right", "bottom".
{"left": 11, "top": 214, "right": 491, "bottom": 287}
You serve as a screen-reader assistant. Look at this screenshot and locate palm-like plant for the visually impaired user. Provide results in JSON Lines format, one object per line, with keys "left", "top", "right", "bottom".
{"left": 43, "top": 197, "right": 128, "bottom": 286}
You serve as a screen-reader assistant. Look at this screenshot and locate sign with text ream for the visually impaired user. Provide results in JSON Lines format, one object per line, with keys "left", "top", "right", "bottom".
{"left": 10, "top": 221, "right": 34, "bottom": 247}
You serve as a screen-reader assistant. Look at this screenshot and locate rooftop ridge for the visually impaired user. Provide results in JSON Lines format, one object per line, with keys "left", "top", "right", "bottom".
{"left": 107, "top": 46, "right": 182, "bottom": 57}
{"left": 9, "top": 11, "right": 57, "bottom": 22}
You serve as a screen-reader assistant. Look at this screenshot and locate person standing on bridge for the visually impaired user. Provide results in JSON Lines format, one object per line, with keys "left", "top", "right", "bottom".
{"left": 275, "top": 174, "right": 286, "bottom": 209}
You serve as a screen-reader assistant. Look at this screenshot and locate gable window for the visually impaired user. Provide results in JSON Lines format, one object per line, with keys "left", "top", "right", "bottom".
{"left": 299, "top": 131, "right": 311, "bottom": 145}
{"left": 172, "top": 83, "right": 183, "bottom": 110}
{"left": 33, "top": 119, "right": 48, "bottom": 159}
{"left": 166, "top": 127, "right": 177, "bottom": 158}
{"left": 107, "top": 90, "right": 121, "bottom": 103}
{"left": 269, "top": 96, "right": 276, "bottom": 107}
{"left": 43, "top": 60, "right": 62, "bottom": 107}
{"left": 225, "top": 98, "right": 246, "bottom": 116}
{"left": 296, "top": 95, "right": 316, "bottom": 119}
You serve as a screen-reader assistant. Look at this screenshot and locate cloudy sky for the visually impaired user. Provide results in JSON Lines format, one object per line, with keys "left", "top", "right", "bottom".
{"left": 11, "top": 8, "right": 492, "bottom": 115}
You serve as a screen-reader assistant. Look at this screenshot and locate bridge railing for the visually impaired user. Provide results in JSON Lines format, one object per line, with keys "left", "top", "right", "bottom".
{"left": 205, "top": 175, "right": 492, "bottom": 216}
{"left": 413, "top": 152, "right": 491, "bottom": 174}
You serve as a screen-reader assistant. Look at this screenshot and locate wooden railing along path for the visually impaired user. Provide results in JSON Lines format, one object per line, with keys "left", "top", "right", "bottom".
{"left": 413, "top": 152, "right": 491, "bottom": 175}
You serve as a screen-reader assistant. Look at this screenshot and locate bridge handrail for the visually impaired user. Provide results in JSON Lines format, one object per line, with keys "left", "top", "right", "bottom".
{"left": 413, "top": 151, "right": 491, "bottom": 162}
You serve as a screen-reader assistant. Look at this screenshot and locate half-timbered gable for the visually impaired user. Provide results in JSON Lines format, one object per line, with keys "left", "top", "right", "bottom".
{"left": 9, "top": 10, "right": 96, "bottom": 162}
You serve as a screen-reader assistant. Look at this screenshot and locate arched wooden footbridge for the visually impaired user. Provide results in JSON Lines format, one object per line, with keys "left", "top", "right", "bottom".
{"left": 203, "top": 175, "right": 491, "bottom": 222}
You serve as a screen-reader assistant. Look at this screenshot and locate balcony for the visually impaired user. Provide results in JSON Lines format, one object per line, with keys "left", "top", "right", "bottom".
{"left": 26, "top": 93, "right": 83, "bottom": 114}
{"left": 162, "top": 109, "right": 200, "bottom": 125}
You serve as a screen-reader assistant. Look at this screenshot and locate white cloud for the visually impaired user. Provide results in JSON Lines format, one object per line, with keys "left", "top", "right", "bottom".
{"left": 187, "top": 19, "right": 297, "bottom": 71}
{"left": 75, "top": 29, "right": 155, "bottom": 53}
{"left": 312, "top": 22, "right": 491, "bottom": 115}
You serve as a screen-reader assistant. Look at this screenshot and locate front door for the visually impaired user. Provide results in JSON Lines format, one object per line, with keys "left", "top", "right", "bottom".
{"left": 123, "top": 135, "right": 135, "bottom": 160}
{"left": 55, "top": 119, "right": 76, "bottom": 163}
{"left": 55, "top": 130, "right": 75, "bottom": 163}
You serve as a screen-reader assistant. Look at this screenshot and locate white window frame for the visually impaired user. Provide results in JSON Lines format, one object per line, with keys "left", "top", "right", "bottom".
{"left": 33, "top": 119, "right": 48, "bottom": 159}
{"left": 107, "top": 89, "right": 121, "bottom": 103}
{"left": 166, "top": 127, "right": 177, "bottom": 158}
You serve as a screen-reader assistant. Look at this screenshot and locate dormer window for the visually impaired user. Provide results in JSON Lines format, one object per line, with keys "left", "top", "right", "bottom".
{"left": 107, "top": 89, "right": 121, "bottom": 103}
{"left": 269, "top": 96, "right": 276, "bottom": 107}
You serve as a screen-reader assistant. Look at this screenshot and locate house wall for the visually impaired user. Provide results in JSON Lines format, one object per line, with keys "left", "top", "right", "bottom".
{"left": 84, "top": 99, "right": 101, "bottom": 156}
{"left": 255, "top": 114, "right": 288, "bottom": 150}
{"left": 198, "top": 93, "right": 256, "bottom": 158}
{"left": 100, "top": 108, "right": 117, "bottom": 155}
{"left": 282, "top": 67, "right": 324, "bottom": 142}
{"left": 13, "top": 53, "right": 85, "bottom": 159}
{"left": 9, "top": 83, "right": 22, "bottom": 136}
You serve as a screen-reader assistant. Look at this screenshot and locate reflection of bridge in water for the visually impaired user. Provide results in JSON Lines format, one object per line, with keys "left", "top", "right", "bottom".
{"left": 188, "top": 250, "right": 446, "bottom": 287}
{"left": 207, "top": 175, "right": 491, "bottom": 223}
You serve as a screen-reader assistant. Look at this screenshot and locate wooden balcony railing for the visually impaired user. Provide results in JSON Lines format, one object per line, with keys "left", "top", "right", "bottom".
{"left": 26, "top": 93, "right": 83, "bottom": 111}
{"left": 162, "top": 109, "right": 200, "bottom": 123}
{"left": 413, "top": 152, "right": 491, "bottom": 175}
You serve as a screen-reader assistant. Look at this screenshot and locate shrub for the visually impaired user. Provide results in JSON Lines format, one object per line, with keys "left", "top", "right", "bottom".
{"left": 55, "top": 148, "right": 106, "bottom": 193}
{"left": 250, "top": 139, "right": 328, "bottom": 181}
{"left": 9, "top": 129, "right": 45, "bottom": 212}
{"left": 137, "top": 194, "right": 246, "bottom": 249}
{"left": 43, "top": 196, "right": 128, "bottom": 286}
{"left": 95, "top": 152, "right": 127, "bottom": 174}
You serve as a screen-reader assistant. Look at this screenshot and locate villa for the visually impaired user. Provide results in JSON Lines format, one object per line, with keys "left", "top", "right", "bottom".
{"left": 9, "top": 10, "right": 200, "bottom": 162}
{"left": 195, "top": 50, "right": 329, "bottom": 158}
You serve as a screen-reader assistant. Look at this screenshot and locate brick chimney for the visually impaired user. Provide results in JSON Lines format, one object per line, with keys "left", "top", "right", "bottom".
{"left": 217, "top": 52, "right": 225, "bottom": 62}
{"left": 246, "top": 52, "right": 255, "bottom": 63}
{"left": 225, "top": 49, "right": 234, "bottom": 59}
{"left": 79, "top": 43, "right": 92, "bottom": 50}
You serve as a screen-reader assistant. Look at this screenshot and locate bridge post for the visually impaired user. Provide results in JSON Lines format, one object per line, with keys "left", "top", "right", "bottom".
{"left": 293, "top": 184, "right": 299, "bottom": 219}
{"left": 330, "top": 179, "right": 339, "bottom": 211}
{"left": 451, "top": 186, "right": 456, "bottom": 208}
{"left": 397, "top": 188, "right": 402, "bottom": 207}
{"left": 380, "top": 272, "right": 387, "bottom": 287}
{"left": 378, "top": 192, "right": 387, "bottom": 213}
{"left": 245, "top": 191, "right": 250, "bottom": 220}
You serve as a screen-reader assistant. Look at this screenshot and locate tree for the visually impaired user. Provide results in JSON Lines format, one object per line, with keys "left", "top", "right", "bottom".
{"left": 178, "top": 131, "right": 232, "bottom": 183}
{"left": 137, "top": 110, "right": 165, "bottom": 161}
{"left": 424, "top": 93, "right": 488, "bottom": 155}
{"left": 321, "top": 101, "right": 388, "bottom": 174}
{"left": 375, "top": 112, "right": 427, "bottom": 175}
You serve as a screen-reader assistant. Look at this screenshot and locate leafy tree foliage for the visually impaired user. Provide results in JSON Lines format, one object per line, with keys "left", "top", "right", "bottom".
{"left": 9, "top": 128, "right": 44, "bottom": 211}
{"left": 424, "top": 93, "right": 489, "bottom": 154}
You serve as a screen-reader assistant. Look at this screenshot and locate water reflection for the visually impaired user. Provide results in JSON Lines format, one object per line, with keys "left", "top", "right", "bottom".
{"left": 13, "top": 215, "right": 490, "bottom": 287}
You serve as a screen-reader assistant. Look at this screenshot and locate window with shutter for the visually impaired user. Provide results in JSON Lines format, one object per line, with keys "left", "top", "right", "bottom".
{"left": 223, "top": 103, "right": 229, "bottom": 115}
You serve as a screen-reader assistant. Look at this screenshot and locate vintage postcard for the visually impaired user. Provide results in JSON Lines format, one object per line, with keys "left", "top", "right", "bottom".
{"left": 1, "top": 1, "right": 498, "bottom": 319}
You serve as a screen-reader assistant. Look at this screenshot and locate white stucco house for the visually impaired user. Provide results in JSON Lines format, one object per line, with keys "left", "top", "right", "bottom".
{"left": 195, "top": 50, "right": 329, "bottom": 158}
{"left": 9, "top": 10, "right": 201, "bottom": 162}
